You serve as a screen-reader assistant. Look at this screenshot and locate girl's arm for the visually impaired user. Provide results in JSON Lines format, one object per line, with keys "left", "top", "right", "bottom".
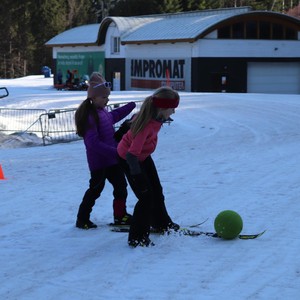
{"left": 110, "top": 102, "right": 136, "bottom": 124}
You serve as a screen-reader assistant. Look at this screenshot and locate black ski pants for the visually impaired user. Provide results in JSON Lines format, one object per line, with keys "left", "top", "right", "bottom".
{"left": 77, "top": 164, "right": 128, "bottom": 222}
{"left": 119, "top": 155, "right": 172, "bottom": 241}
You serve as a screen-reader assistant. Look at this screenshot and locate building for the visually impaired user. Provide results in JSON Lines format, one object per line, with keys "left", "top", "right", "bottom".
{"left": 46, "top": 7, "right": 300, "bottom": 94}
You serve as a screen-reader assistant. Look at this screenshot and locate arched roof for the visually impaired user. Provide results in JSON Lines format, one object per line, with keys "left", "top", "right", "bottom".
{"left": 46, "top": 7, "right": 300, "bottom": 47}
{"left": 197, "top": 10, "right": 300, "bottom": 39}
{"left": 98, "top": 7, "right": 253, "bottom": 45}
{"left": 98, "top": 7, "right": 300, "bottom": 45}
{"left": 98, "top": 16, "right": 159, "bottom": 45}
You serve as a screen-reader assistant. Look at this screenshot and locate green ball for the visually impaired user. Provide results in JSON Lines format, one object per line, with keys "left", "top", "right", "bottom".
{"left": 214, "top": 210, "right": 243, "bottom": 240}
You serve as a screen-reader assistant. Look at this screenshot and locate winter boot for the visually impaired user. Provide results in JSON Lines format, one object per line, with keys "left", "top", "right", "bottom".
{"left": 76, "top": 219, "right": 97, "bottom": 230}
{"left": 113, "top": 199, "right": 132, "bottom": 225}
{"left": 114, "top": 213, "right": 132, "bottom": 225}
{"left": 128, "top": 236, "right": 155, "bottom": 248}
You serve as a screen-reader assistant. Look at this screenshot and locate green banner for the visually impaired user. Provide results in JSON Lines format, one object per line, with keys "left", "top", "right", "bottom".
{"left": 56, "top": 52, "right": 105, "bottom": 84}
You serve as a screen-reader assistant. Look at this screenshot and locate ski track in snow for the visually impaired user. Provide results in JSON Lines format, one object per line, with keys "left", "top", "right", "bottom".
{"left": 0, "top": 76, "right": 300, "bottom": 299}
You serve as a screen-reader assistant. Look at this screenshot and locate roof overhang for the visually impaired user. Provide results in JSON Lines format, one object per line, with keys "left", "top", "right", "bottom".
{"left": 45, "top": 42, "right": 98, "bottom": 48}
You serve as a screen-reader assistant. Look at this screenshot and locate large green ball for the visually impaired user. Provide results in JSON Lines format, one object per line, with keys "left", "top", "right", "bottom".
{"left": 214, "top": 210, "right": 243, "bottom": 240}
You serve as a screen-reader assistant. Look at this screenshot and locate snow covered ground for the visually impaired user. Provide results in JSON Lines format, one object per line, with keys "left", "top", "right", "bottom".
{"left": 0, "top": 76, "right": 300, "bottom": 299}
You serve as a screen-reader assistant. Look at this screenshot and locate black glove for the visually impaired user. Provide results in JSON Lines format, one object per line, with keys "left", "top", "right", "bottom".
{"left": 114, "top": 120, "right": 131, "bottom": 142}
{"left": 132, "top": 173, "right": 149, "bottom": 194}
{"left": 126, "top": 152, "right": 141, "bottom": 175}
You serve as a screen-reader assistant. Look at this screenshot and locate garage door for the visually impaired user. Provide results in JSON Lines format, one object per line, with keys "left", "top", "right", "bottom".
{"left": 247, "top": 62, "right": 300, "bottom": 94}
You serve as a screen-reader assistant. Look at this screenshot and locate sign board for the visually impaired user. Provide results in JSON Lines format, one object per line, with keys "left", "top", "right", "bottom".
{"left": 56, "top": 52, "right": 105, "bottom": 83}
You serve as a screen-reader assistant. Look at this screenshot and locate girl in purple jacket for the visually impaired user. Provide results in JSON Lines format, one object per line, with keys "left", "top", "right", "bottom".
{"left": 75, "top": 72, "right": 135, "bottom": 229}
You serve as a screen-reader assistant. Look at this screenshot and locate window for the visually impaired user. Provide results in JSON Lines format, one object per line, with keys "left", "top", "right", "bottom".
{"left": 259, "top": 21, "right": 271, "bottom": 39}
{"left": 111, "top": 37, "right": 120, "bottom": 54}
{"left": 218, "top": 26, "right": 231, "bottom": 38}
{"left": 232, "top": 22, "right": 244, "bottom": 39}
{"left": 286, "top": 27, "right": 296, "bottom": 40}
{"left": 246, "top": 21, "right": 257, "bottom": 39}
{"left": 217, "top": 20, "right": 297, "bottom": 40}
{"left": 273, "top": 23, "right": 284, "bottom": 39}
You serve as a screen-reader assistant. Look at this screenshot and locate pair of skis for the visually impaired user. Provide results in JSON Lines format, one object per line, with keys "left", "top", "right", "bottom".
{"left": 110, "top": 219, "right": 266, "bottom": 240}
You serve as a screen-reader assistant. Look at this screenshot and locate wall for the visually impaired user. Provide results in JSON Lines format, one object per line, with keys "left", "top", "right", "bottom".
{"left": 195, "top": 38, "right": 300, "bottom": 58}
{"left": 105, "top": 58, "right": 126, "bottom": 90}
{"left": 192, "top": 58, "right": 247, "bottom": 92}
{"left": 124, "top": 43, "right": 192, "bottom": 91}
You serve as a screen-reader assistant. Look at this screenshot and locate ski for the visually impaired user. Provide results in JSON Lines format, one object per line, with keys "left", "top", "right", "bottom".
{"left": 108, "top": 218, "right": 208, "bottom": 229}
{"left": 237, "top": 230, "right": 266, "bottom": 239}
{"left": 108, "top": 223, "right": 130, "bottom": 228}
{"left": 110, "top": 227, "right": 266, "bottom": 240}
{"left": 188, "top": 218, "right": 209, "bottom": 228}
{"left": 197, "top": 230, "right": 266, "bottom": 239}
{"left": 110, "top": 227, "right": 201, "bottom": 236}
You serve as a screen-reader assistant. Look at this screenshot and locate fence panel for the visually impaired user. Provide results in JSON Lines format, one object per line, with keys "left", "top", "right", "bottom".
{"left": 39, "top": 109, "right": 80, "bottom": 145}
{"left": 0, "top": 108, "right": 47, "bottom": 135}
{"left": 0, "top": 100, "right": 143, "bottom": 146}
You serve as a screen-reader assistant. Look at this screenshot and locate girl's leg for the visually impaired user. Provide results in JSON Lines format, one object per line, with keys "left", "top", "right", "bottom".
{"left": 143, "top": 156, "right": 173, "bottom": 230}
{"left": 119, "top": 157, "right": 153, "bottom": 244}
{"left": 76, "top": 169, "right": 106, "bottom": 227}
{"left": 106, "top": 164, "right": 130, "bottom": 224}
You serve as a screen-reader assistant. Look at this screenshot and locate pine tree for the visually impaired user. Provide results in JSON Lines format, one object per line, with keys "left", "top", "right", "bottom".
{"left": 159, "top": 0, "right": 183, "bottom": 13}
{"left": 0, "top": 0, "right": 293, "bottom": 78}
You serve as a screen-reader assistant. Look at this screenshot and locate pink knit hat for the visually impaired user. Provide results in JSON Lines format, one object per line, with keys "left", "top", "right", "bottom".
{"left": 87, "top": 72, "right": 111, "bottom": 99}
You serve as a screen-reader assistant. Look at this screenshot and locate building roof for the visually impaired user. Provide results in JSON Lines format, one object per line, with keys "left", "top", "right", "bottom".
{"left": 46, "top": 7, "right": 300, "bottom": 47}
{"left": 45, "top": 24, "right": 100, "bottom": 47}
{"left": 46, "top": 7, "right": 252, "bottom": 47}
{"left": 99, "top": 7, "right": 252, "bottom": 45}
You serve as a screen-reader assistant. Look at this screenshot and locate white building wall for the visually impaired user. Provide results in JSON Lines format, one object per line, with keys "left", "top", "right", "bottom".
{"left": 194, "top": 38, "right": 300, "bottom": 58}
{"left": 125, "top": 43, "right": 193, "bottom": 58}
{"left": 105, "top": 24, "right": 126, "bottom": 58}
{"left": 124, "top": 43, "right": 193, "bottom": 91}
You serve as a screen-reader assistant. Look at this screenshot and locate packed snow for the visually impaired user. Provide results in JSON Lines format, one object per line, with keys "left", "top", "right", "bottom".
{"left": 0, "top": 76, "right": 300, "bottom": 299}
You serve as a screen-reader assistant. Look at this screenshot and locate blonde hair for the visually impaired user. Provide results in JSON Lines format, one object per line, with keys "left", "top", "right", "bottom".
{"left": 130, "top": 86, "right": 179, "bottom": 136}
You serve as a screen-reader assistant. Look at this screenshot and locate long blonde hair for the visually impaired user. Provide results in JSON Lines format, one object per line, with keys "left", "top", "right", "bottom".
{"left": 130, "top": 86, "right": 179, "bottom": 136}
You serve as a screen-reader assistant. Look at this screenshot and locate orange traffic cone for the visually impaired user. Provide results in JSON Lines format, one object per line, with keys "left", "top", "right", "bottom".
{"left": 0, "top": 164, "right": 6, "bottom": 180}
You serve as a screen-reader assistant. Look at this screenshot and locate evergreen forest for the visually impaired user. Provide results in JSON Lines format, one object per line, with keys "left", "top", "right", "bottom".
{"left": 0, "top": 0, "right": 299, "bottom": 78}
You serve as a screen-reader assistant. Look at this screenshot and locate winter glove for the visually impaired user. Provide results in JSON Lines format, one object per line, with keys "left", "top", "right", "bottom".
{"left": 126, "top": 152, "right": 141, "bottom": 175}
{"left": 132, "top": 173, "right": 149, "bottom": 195}
{"left": 114, "top": 119, "right": 131, "bottom": 142}
{"left": 126, "top": 152, "right": 149, "bottom": 194}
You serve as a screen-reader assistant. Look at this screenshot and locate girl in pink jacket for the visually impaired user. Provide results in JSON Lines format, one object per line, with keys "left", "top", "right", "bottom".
{"left": 117, "top": 86, "right": 180, "bottom": 247}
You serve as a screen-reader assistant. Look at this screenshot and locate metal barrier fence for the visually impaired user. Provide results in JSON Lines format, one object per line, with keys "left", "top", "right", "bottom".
{"left": 0, "top": 101, "right": 143, "bottom": 146}
{"left": 39, "top": 108, "right": 79, "bottom": 145}
{"left": 0, "top": 108, "right": 47, "bottom": 134}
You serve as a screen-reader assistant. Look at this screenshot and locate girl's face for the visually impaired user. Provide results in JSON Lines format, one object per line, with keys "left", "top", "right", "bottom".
{"left": 92, "top": 95, "right": 109, "bottom": 108}
{"left": 159, "top": 107, "right": 175, "bottom": 120}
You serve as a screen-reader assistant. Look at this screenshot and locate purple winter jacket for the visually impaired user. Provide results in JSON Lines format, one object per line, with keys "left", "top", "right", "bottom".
{"left": 83, "top": 102, "right": 136, "bottom": 171}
